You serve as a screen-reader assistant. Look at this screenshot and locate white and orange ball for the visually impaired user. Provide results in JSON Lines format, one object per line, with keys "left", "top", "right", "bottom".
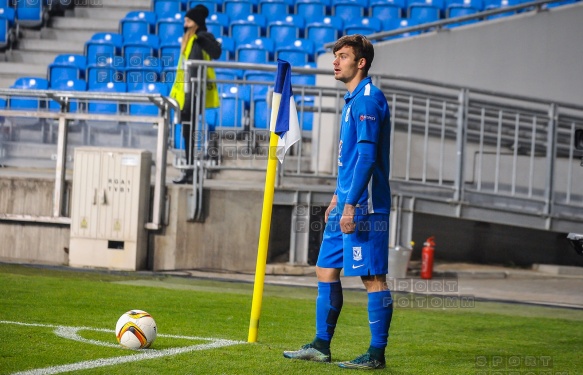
{"left": 115, "top": 310, "right": 157, "bottom": 349}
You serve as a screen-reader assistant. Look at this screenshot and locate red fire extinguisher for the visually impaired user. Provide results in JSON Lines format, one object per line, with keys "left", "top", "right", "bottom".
{"left": 421, "top": 236, "right": 435, "bottom": 279}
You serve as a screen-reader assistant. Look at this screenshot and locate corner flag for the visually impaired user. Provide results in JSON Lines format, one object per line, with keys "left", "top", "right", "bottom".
{"left": 248, "top": 60, "right": 299, "bottom": 343}
{"left": 270, "top": 59, "right": 301, "bottom": 163}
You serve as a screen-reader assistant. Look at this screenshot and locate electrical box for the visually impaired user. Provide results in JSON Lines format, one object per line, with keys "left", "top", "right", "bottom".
{"left": 69, "top": 147, "right": 152, "bottom": 271}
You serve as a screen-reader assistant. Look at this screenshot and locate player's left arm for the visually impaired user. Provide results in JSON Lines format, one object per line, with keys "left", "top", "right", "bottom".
{"left": 340, "top": 96, "right": 382, "bottom": 234}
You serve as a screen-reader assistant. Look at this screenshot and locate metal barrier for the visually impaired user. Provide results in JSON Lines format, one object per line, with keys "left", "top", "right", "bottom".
{"left": 0, "top": 89, "right": 180, "bottom": 230}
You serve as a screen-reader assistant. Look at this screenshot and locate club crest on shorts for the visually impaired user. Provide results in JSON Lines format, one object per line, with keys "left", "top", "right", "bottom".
{"left": 353, "top": 247, "right": 362, "bottom": 261}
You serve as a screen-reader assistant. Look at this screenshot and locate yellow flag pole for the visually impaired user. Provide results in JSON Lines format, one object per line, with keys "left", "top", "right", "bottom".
{"left": 248, "top": 132, "right": 279, "bottom": 343}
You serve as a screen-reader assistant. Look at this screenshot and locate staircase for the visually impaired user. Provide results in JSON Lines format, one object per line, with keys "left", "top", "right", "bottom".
{"left": 0, "top": 0, "right": 152, "bottom": 88}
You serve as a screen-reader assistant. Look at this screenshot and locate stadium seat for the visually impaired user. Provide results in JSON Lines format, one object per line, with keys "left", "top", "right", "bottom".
{"left": 161, "top": 66, "right": 177, "bottom": 91}
{"left": 258, "top": 0, "right": 289, "bottom": 19}
{"left": 90, "top": 32, "right": 123, "bottom": 55}
{"left": 253, "top": 96, "right": 270, "bottom": 129}
{"left": 217, "top": 35, "right": 235, "bottom": 61}
{"left": 206, "top": 19, "right": 224, "bottom": 36}
{"left": 188, "top": 0, "right": 220, "bottom": 13}
{"left": 296, "top": 95, "right": 314, "bottom": 131}
{"left": 218, "top": 89, "right": 246, "bottom": 128}
{"left": 48, "top": 54, "right": 87, "bottom": 85}
{"left": 208, "top": 12, "right": 230, "bottom": 35}
{"left": 333, "top": 0, "right": 366, "bottom": 23}
{"left": 409, "top": 3, "right": 441, "bottom": 23}
{"left": 0, "top": 14, "right": 13, "bottom": 50}
{"left": 276, "top": 47, "right": 308, "bottom": 66}
{"left": 160, "top": 44, "right": 181, "bottom": 68}
{"left": 224, "top": 0, "right": 253, "bottom": 21}
{"left": 370, "top": 0, "right": 404, "bottom": 21}
{"left": 123, "top": 35, "right": 160, "bottom": 69}
{"left": 244, "top": 70, "right": 275, "bottom": 100}
{"left": 268, "top": 20, "right": 300, "bottom": 41}
{"left": 408, "top": 0, "right": 446, "bottom": 15}
{"left": 124, "top": 11, "right": 157, "bottom": 33}
{"left": 120, "top": 18, "right": 150, "bottom": 41}
{"left": 86, "top": 82, "right": 127, "bottom": 133}
{"left": 48, "top": 79, "right": 86, "bottom": 112}
{"left": 154, "top": 0, "right": 182, "bottom": 19}
{"left": 446, "top": 6, "right": 479, "bottom": 26}
{"left": 157, "top": 19, "right": 183, "bottom": 46}
{"left": 128, "top": 82, "right": 169, "bottom": 116}
{"left": 245, "top": 37, "right": 275, "bottom": 60}
{"left": 0, "top": 6, "right": 15, "bottom": 28}
{"left": 276, "top": 38, "right": 314, "bottom": 61}
{"left": 295, "top": 0, "right": 327, "bottom": 24}
{"left": 306, "top": 21, "right": 340, "bottom": 48}
{"left": 15, "top": 0, "right": 46, "bottom": 29}
{"left": 236, "top": 43, "right": 269, "bottom": 64}
{"left": 9, "top": 77, "right": 49, "bottom": 110}
{"left": 384, "top": 17, "right": 419, "bottom": 38}
{"left": 86, "top": 65, "right": 123, "bottom": 90}
{"left": 230, "top": 19, "right": 262, "bottom": 46}
{"left": 125, "top": 65, "right": 161, "bottom": 92}
{"left": 445, "top": 0, "right": 484, "bottom": 15}
{"left": 344, "top": 17, "right": 383, "bottom": 35}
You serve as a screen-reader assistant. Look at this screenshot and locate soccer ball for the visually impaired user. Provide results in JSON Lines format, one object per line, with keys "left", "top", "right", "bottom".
{"left": 115, "top": 310, "right": 157, "bottom": 349}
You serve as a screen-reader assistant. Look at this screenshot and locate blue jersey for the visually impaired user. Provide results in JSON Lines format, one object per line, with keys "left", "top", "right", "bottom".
{"left": 336, "top": 77, "right": 391, "bottom": 214}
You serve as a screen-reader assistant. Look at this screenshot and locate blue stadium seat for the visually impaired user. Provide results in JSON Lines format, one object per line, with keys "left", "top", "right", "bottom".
{"left": 244, "top": 70, "right": 275, "bottom": 100}
{"left": 208, "top": 12, "right": 230, "bottom": 35}
{"left": 446, "top": 6, "right": 479, "bottom": 26}
{"left": 408, "top": 0, "right": 446, "bottom": 14}
{"left": 0, "top": 6, "right": 15, "bottom": 28}
{"left": 306, "top": 21, "right": 340, "bottom": 50}
{"left": 9, "top": 77, "right": 49, "bottom": 109}
{"left": 484, "top": 0, "right": 522, "bottom": 18}
{"left": 245, "top": 37, "right": 275, "bottom": 60}
{"left": 188, "top": 0, "right": 220, "bottom": 13}
{"left": 48, "top": 54, "right": 87, "bottom": 85}
{"left": 206, "top": 19, "right": 224, "bottom": 36}
{"left": 154, "top": 0, "right": 182, "bottom": 18}
{"left": 296, "top": 95, "right": 314, "bottom": 131}
{"left": 230, "top": 19, "right": 262, "bottom": 46}
{"left": 409, "top": 3, "right": 441, "bottom": 23}
{"left": 120, "top": 18, "right": 150, "bottom": 40}
{"left": 546, "top": 0, "right": 578, "bottom": 8}
{"left": 48, "top": 79, "right": 86, "bottom": 112}
{"left": 128, "top": 82, "right": 170, "bottom": 117}
{"left": 157, "top": 19, "right": 183, "bottom": 45}
{"left": 245, "top": 13, "right": 267, "bottom": 34}
{"left": 259, "top": 0, "right": 289, "bottom": 18}
{"left": 218, "top": 90, "right": 246, "bottom": 128}
{"left": 296, "top": 0, "right": 327, "bottom": 24}
{"left": 125, "top": 65, "right": 160, "bottom": 92}
{"left": 124, "top": 11, "right": 157, "bottom": 33}
{"left": 276, "top": 38, "right": 315, "bottom": 62}
{"left": 15, "top": 0, "right": 45, "bottom": 29}
{"left": 86, "top": 82, "right": 127, "bottom": 135}
{"left": 161, "top": 66, "right": 177, "bottom": 91}
{"left": 384, "top": 17, "right": 419, "bottom": 38}
{"left": 0, "top": 12, "right": 14, "bottom": 50}
{"left": 123, "top": 35, "right": 160, "bottom": 69}
{"left": 280, "top": 14, "right": 306, "bottom": 30}
{"left": 224, "top": 0, "right": 253, "bottom": 21}
{"left": 345, "top": 17, "right": 383, "bottom": 35}
{"left": 333, "top": 0, "right": 366, "bottom": 23}
{"left": 276, "top": 47, "right": 308, "bottom": 66}
{"left": 236, "top": 43, "right": 269, "bottom": 64}
{"left": 86, "top": 65, "right": 123, "bottom": 90}
{"left": 90, "top": 32, "right": 124, "bottom": 55}
{"left": 85, "top": 41, "right": 117, "bottom": 67}
{"left": 253, "top": 96, "right": 270, "bottom": 129}
{"left": 370, "top": 0, "right": 404, "bottom": 21}
{"left": 160, "top": 44, "right": 181, "bottom": 67}
{"left": 217, "top": 35, "right": 235, "bottom": 60}
{"left": 268, "top": 20, "right": 300, "bottom": 41}
{"left": 445, "top": 0, "right": 483, "bottom": 15}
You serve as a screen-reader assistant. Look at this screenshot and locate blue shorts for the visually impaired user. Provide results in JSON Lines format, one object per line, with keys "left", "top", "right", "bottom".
{"left": 316, "top": 213, "right": 389, "bottom": 277}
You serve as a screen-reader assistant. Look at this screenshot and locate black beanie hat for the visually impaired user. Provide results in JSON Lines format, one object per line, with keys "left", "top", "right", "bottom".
{"left": 185, "top": 5, "right": 209, "bottom": 31}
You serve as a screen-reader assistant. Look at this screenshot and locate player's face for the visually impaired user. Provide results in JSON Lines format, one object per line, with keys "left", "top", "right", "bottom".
{"left": 333, "top": 46, "right": 365, "bottom": 85}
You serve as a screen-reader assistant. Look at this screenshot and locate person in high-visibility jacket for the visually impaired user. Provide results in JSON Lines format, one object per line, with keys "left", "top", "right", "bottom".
{"left": 170, "top": 4, "right": 221, "bottom": 184}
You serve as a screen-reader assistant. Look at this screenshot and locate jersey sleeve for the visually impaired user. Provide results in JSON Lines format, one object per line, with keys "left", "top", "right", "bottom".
{"left": 353, "top": 95, "right": 383, "bottom": 145}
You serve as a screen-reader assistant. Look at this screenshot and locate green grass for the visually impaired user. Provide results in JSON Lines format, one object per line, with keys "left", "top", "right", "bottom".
{"left": 1, "top": 263, "right": 582, "bottom": 375}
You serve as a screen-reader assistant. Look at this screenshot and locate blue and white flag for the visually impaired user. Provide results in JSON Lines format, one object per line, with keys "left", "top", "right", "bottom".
{"left": 270, "top": 59, "right": 301, "bottom": 163}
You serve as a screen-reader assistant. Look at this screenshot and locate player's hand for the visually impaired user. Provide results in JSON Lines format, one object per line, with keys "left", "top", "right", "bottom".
{"left": 325, "top": 195, "right": 338, "bottom": 223}
{"left": 340, "top": 204, "right": 356, "bottom": 234}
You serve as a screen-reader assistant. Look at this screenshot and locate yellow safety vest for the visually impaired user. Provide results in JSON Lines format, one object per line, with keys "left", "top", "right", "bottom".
{"left": 170, "top": 34, "right": 219, "bottom": 110}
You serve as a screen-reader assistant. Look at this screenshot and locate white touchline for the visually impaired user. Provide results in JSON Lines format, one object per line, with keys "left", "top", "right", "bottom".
{"left": 1, "top": 320, "right": 246, "bottom": 375}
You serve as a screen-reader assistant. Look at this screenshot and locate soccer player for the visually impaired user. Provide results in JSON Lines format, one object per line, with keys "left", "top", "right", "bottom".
{"left": 283, "top": 34, "right": 393, "bottom": 370}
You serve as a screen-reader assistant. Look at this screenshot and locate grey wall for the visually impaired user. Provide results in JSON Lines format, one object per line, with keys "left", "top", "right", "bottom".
{"left": 367, "top": 4, "right": 583, "bottom": 105}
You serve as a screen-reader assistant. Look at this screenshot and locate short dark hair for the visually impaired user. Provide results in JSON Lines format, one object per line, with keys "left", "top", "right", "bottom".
{"left": 333, "top": 34, "right": 374, "bottom": 75}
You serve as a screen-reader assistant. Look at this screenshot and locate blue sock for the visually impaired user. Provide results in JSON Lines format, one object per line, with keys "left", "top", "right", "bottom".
{"left": 367, "top": 290, "right": 393, "bottom": 352}
{"left": 315, "top": 281, "right": 343, "bottom": 345}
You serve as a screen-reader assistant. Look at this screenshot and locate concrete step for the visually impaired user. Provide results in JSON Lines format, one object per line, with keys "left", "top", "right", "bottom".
{"left": 73, "top": 6, "right": 142, "bottom": 20}
{"left": 0, "top": 76, "right": 17, "bottom": 88}
{"left": 17, "top": 38, "right": 85, "bottom": 54}
{"left": 8, "top": 49, "right": 70, "bottom": 66}
{"left": 100, "top": 0, "right": 152, "bottom": 9}
{"left": 39, "top": 28, "right": 96, "bottom": 43}
{"left": 50, "top": 16, "right": 119, "bottom": 32}
{"left": 0, "top": 62, "right": 47, "bottom": 76}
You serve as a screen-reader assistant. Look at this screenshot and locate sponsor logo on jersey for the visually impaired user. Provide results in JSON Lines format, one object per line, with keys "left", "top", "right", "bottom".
{"left": 359, "top": 114, "right": 376, "bottom": 121}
